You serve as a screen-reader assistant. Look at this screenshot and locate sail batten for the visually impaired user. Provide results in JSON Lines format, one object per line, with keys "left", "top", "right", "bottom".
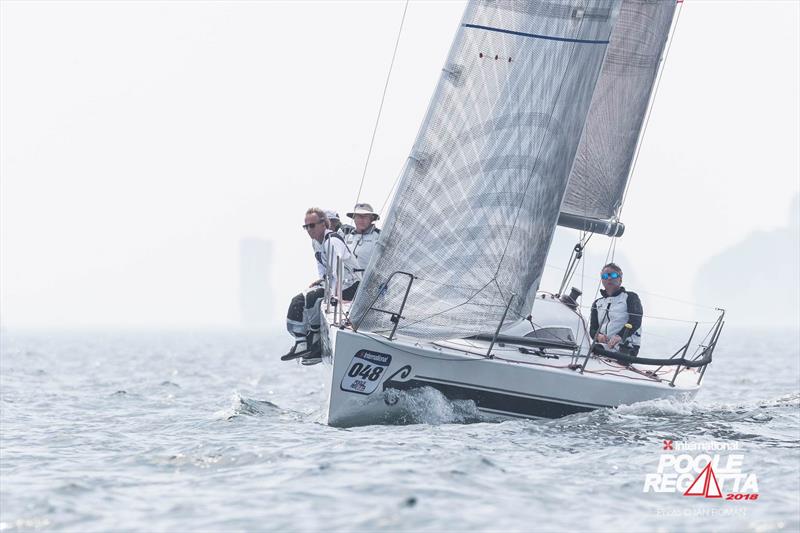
{"left": 463, "top": 23, "right": 612, "bottom": 44}
{"left": 560, "top": 0, "right": 678, "bottom": 227}
{"left": 350, "top": 0, "right": 622, "bottom": 340}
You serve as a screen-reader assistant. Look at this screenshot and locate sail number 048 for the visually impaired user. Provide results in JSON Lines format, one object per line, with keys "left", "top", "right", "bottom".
{"left": 347, "top": 362, "right": 384, "bottom": 381}
{"left": 339, "top": 350, "right": 392, "bottom": 395}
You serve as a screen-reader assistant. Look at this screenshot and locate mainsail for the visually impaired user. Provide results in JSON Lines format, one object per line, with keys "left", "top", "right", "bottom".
{"left": 558, "top": 0, "right": 678, "bottom": 236}
{"left": 350, "top": 0, "right": 621, "bottom": 339}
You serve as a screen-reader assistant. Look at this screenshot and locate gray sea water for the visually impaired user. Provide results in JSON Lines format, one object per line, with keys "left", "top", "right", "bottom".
{"left": 1, "top": 327, "right": 798, "bottom": 532}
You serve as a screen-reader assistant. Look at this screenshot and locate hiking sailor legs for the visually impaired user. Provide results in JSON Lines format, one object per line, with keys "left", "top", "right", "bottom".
{"left": 286, "top": 285, "right": 325, "bottom": 354}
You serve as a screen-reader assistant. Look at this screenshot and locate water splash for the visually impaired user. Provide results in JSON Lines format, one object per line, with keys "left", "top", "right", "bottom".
{"left": 214, "top": 391, "right": 283, "bottom": 421}
{"left": 541, "top": 393, "right": 800, "bottom": 449}
{"left": 379, "top": 386, "right": 500, "bottom": 425}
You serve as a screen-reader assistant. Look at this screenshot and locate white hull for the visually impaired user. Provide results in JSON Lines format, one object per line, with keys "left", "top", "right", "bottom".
{"left": 320, "top": 295, "right": 702, "bottom": 427}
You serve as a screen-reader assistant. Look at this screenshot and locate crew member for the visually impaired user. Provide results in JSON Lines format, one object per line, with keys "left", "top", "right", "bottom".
{"left": 344, "top": 203, "right": 381, "bottom": 273}
{"left": 326, "top": 210, "right": 354, "bottom": 236}
{"left": 590, "top": 263, "right": 643, "bottom": 356}
{"left": 284, "top": 207, "right": 360, "bottom": 364}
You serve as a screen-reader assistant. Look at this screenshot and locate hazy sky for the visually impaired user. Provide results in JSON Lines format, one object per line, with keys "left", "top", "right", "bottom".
{"left": 1, "top": 0, "right": 798, "bottom": 329}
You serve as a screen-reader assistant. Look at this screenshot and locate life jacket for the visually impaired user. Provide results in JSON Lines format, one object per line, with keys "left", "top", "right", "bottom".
{"left": 314, "top": 230, "right": 360, "bottom": 289}
{"left": 344, "top": 225, "right": 381, "bottom": 271}
{"left": 590, "top": 287, "right": 643, "bottom": 348}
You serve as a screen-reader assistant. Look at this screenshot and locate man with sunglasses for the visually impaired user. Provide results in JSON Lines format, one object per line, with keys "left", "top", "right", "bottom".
{"left": 590, "top": 263, "right": 643, "bottom": 356}
{"left": 284, "top": 207, "right": 360, "bottom": 364}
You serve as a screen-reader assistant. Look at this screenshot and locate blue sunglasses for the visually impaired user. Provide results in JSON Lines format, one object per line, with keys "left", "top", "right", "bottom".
{"left": 601, "top": 272, "right": 621, "bottom": 280}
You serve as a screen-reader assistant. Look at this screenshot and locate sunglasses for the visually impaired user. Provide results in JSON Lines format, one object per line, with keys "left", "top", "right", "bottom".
{"left": 601, "top": 272, "right": 621, "bottom": 280}
{"left": 302, "top": 222, "right": 321, "bottom": 230}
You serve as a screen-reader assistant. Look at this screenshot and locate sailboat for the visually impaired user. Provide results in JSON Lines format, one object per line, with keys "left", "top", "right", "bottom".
{"left": 313, "top": 0, "right": 724, "bottom": 427}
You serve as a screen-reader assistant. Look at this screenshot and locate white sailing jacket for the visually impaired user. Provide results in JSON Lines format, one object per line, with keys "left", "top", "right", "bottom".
{"left": 344, "top": 225, "right": 381, "bottom": 272}
{"left": 313, "top": 230, "right": 361, "bottom": 291}
{"left": 590, "top": 287, "right": 643, "bottom": 348}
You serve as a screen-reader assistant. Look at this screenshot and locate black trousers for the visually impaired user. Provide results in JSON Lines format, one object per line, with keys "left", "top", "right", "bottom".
{"left": 287, "top": 282, "right": 360, "bottom": 334}
{"left": 287, "top": 288, "right": 325, "bottom": 325}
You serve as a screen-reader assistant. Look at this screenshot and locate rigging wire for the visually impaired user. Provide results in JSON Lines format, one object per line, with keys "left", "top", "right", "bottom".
{"left": 354, "top": 0, "right": 410, "bottom": 207}
{"left": 557, "top": 231, "right": 593, "bottom": 297}
{"left": 570, "top": 304, "right": 716, "bottom": 324}
{"left": 378, "top": 158, "right": 409, "bottom": 219}
{"left": 589, "top": 235, "right": 616, "bottom": 301}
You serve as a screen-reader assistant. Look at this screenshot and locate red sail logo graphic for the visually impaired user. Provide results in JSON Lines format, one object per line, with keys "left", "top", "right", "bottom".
{"left": 683, "top": 463, "right": 723, "bottom": 498}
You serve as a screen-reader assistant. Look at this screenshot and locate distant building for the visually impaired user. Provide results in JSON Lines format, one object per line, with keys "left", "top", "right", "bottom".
{"left": 239, "top": 238, "right": 273, "bottom": 329}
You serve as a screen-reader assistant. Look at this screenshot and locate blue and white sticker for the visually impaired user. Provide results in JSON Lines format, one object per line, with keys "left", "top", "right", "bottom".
{"left": 339, "top": 350, "right": 392, "bottom": 395}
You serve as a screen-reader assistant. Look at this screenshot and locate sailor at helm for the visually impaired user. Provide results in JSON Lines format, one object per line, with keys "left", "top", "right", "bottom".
{"left": 344, "top": 203, "right": 381, "bottom": 273}
{"left": 590, "top": 263, "right": 643, "bottom": 356}
{"left": 284, "top": 207, "right": 360, "bottom": 364}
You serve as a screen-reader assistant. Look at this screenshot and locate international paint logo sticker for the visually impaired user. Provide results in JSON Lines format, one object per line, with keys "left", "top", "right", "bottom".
{"left": 643, "top": 440, "right": 759, "bottom": 501}
{"left": 339, "top": 350, "right": 392, "bottom": 395}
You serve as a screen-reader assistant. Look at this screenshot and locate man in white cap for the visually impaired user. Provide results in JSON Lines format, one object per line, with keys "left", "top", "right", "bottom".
{"left": 325, "top": 209, "right": 354, "bottom": 236}
{"left": 344, "top": 202, "right": 381, "bottom": 273}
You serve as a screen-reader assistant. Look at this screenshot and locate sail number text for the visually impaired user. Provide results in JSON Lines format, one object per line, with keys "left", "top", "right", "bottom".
{"left": 347, "top": 363, "right": 384, "bottom": 382}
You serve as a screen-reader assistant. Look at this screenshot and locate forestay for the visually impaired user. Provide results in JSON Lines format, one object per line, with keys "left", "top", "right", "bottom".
{"left": 350, "top": 0, "right": 621, "bottom": 339}
{"left": 559, "top": 0, "right": 678, "bottom": 233}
